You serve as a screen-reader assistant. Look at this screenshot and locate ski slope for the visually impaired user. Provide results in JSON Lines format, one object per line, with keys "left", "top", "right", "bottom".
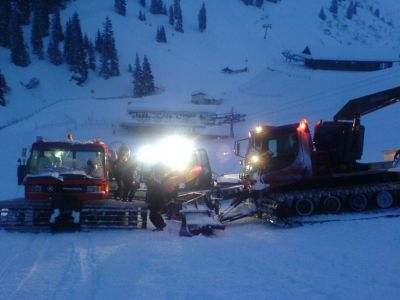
{"left": 0, "top": 218, "right": 399, "bottom": 299}
{"left": 0, "top": 0, "right": 400, "bottom": 299}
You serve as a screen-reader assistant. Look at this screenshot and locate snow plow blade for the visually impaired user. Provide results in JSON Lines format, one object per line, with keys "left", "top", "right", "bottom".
{"left": 178, "top": 185, "right": 250, "bottom": 236}
{"left": 0, "top": 199, "right": 148, "bottom": 232}
{"left": 179, "top": 192, "right": 225, "bottom": 237}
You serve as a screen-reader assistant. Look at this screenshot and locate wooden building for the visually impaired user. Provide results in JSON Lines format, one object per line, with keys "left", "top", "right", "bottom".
{"left": 305, "top": 58, "right": 393, "bottom": 71}
{"left": 301, "top": 45, "right": 398, "bottom": 71}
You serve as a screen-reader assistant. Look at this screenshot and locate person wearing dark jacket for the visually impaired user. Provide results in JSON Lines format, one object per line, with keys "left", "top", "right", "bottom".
{"left": 146, "top": 165, "right": 168, "bottom": 231}
{"left": 112, "top": 145, "right": 137, "bottom": 202}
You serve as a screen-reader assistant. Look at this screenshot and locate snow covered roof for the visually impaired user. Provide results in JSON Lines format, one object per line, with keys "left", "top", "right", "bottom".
{"left": 301, "top": 45, "right": 400, "bottom": 62}
{"left": 191, "top": 91, "right": 207, "bottom": 96}
{"left": 128, "top": 100, "right": 219, "bottom": 114}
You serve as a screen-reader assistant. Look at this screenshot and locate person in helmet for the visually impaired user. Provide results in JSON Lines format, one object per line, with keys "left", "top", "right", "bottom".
{"left": 86, "top": 157, "right": 103, "bottom": 178}
{"left": 112, "top": 145, "right": 138, "bottom": 201}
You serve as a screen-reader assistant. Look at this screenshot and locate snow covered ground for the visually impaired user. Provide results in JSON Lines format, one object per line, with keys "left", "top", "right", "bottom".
{"left": 0, "top": 217, "right": 399, "bottom": 300}
{"left": 1, "top": 0, "right": 400, "bottom": 298}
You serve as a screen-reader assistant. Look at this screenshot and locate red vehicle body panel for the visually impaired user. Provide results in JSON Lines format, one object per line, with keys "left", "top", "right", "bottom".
{"left": 261, "top": 123, "right": 313, "bottom": 188}
{"left": 23, "top": 139, "right": 110, "bottom": 201}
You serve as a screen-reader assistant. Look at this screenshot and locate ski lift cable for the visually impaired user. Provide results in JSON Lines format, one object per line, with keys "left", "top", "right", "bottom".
{"left": 242, "top": 69, "right": 400, "bottom": 118}
{"left": 241, "top": 66, "right": 400, "bottom": 110}
{"left": 266, "top": 72, "right": 400, "bottom": 115}
{"left": 247, "top": 69, "right": 400, "bottom": 113}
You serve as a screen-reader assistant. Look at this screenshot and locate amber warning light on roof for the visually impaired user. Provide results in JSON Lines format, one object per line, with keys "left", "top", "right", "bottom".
{"left": 298, "top": 118, "right": 308, "bottom": 131}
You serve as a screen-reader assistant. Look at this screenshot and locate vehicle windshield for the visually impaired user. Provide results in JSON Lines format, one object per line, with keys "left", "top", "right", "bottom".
{"left": 28, "top": 148, "right": 105, "bottom": 178}
{"left": 252, "top": 128, "right": 299, "bottom": 171}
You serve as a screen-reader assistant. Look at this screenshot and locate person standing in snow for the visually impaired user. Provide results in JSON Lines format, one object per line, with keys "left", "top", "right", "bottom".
{"left": 112, "top": 145, "right": 138, "bottom": 202}
{"left": 146, "top": 164, "right": 168, "bottom": 231}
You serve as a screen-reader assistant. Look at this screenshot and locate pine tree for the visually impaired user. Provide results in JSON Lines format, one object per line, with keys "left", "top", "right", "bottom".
{"left": 329, "top": 0, "right": 338, "bottom": 15}
{"left": 241, "top": 0, "right": 253, "bottom": 5}
{"left": 49, "top": 0, "right": 62, "bottom": 13}
{"left": 60, "top": 0, "right": 69, "bottom": 10}
{"left": 16, "top": 0, "right": 31, "bottom": 25}
{"left": 47, "top": 38, "right": 63, "bottom": 65}
{"left": 32, "top": 0, "right": 50, "bottom": 38}
{"left": 255, "top": 0, "right": 264, "bottom": 8}
{"left": 161, "top": 26, "right": 167, "bottom": 42}
{"left": 139, "top": 0, "right": 146, "bottom": 8}
{"left": 346, "top": 2, "right": 354, "bottom": 19}
{"left": 174, "top": 0, "right": 183, "bottom": 33}
{"left": 73, "top": 50, "right": 88, "bottom": 85}
{"left": 0, "top": 70, "right": 8, "bottom": 93}
{"left": 142, "top": 55, "right": 155, "bottom": 95}
{"left": 51, "top": 7, "right": 64, "bottom": 42}
{"left": 108, "top": 42, "right": 119, "bottom": 77}
{"left": 84, "top": 34, "right": 96, "bottom": 71}
{"left": 114, "top": 0, "right": 127, "bottom": 16}
{"left": 156, "top": 26, "right": 167, "bottom": 43}
{"left": 150, "top": 0, "right": 164, "bottom": 15}
{"left": 168, "top": 5, "right": 174, "bottom": 26}
{"left": 73, "top": 13, "right": 88, "bottom": 83}
{"left": 150, "top": 0, "right": 157, "bottom": 14}
{"left": 63, "top": 19, "right": 73, "bottom": 64}
{"left": 353, "top": 2, "right": 358, "bottom": 15}
{"left": 99, "top": 17, "right": 119, "bottom": 78}
{"left": 0, "top": 70, "right": 7, "bottom": 106}
{"left": 0, "top": 90, "right": 4, "bottom": 106}
{"left": 373, "top": 8, "right": 380, "bottom": 18}
{"left": 99, "top": 49, "right": 110, "bottom": 79}
{"left": 9, "top": 8, "right": 31, "bottom": 67}
{"left": 0, "top": 0, "right": 12, "bottom": 48}
{"left": 198, "top": 3, "right": 206, "bottom": 32}
{"left": 319, "top": 7, "right": 327, "bottom": 21}
{"left": 95, "top": 29, "right": 103, "bottom": 53}
{"left": 65, "top": 13, "right": 88, "bottom": 84}
{"left": 31, "top": 8, "right": 44, "bottom": 59}
{"left": 133, "top": 54, "right": 144, "bottom": 97}
{"left": 156, "top": 27, "right": 160, "bottom": 42}
{"left": 138, "top": 10, "right": 146, "bottom": 21}
{"left": 47, "top": 15, "right": 63, "bottom": 65}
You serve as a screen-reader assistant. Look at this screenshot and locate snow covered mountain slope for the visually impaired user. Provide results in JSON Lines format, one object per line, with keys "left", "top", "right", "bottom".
{"left": 0, "top": 1, "right": 400, "bottom": 299}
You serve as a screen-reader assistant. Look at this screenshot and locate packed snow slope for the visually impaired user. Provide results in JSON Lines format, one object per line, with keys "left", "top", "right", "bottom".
{"left": 0, "top": 218, "right": 399, "bottom": 300}
{"left": 0, "top": 0, "right": 400, "bottom": 299}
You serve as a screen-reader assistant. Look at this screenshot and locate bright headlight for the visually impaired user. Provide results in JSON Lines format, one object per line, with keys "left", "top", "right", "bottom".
{"left": 246, "top": 164, "right": 253, "bottom": 171}
{"left": 136, "top": 135, "right": 195, "bottom": 171}
{"left": 251, "top": 155, "right": 259, "bottom": 163}
{"left": 161, "top": 135, "right": 194, "bottom": 171}
{"left": 136, "top": 145, "right": 159, "bottom": 165}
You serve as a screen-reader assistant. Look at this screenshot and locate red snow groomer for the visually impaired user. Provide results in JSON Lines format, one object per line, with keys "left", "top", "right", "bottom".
{"left": 0, "top": 134, "right": 147, "bottom": 231}
{"left": 235, "top": 86, "right": 400, "bottom": 226}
